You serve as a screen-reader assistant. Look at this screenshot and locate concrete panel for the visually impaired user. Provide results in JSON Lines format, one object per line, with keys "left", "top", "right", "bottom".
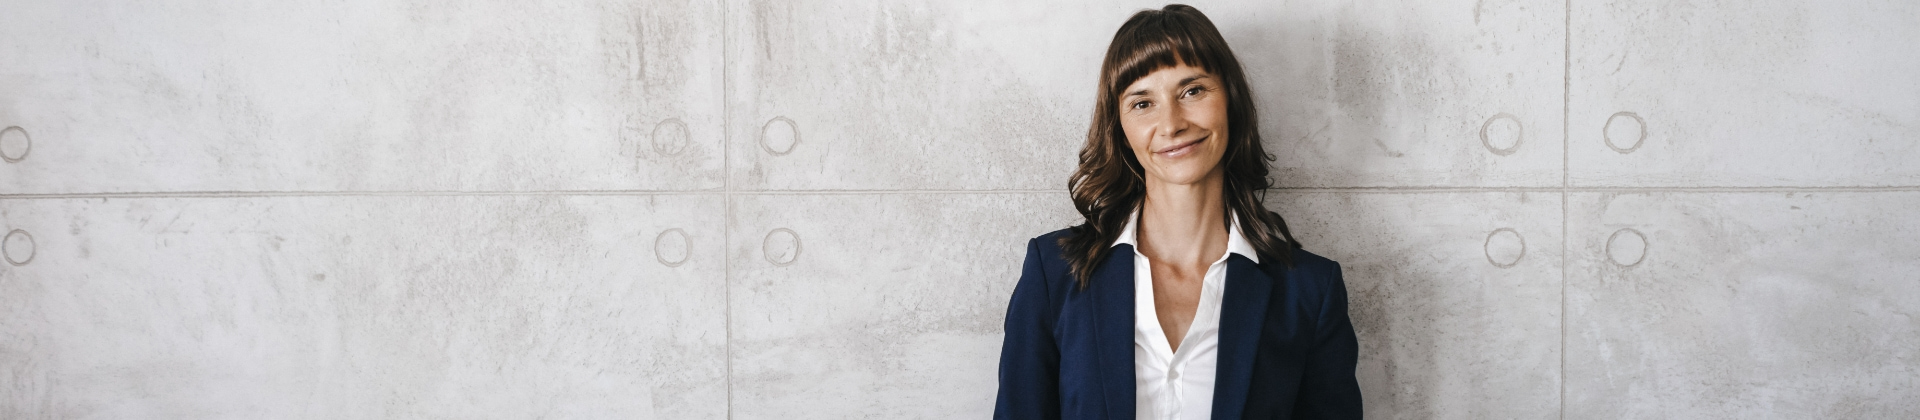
{"left": 725, "top": 193, "right": 1077, "bottom": 418}
{"left": 1268, "top": 192, "right": 1562, "bottom": 419}
{"left": 0, "top": 0, "right": 724, "bottom": 194}
{"left": 726, "top": 0, "right": 1564, "bottom": 191}
{"left": 1564, "top": 192, "right": 1920, "bottom": 418}
{"left": 1251, "top": 0, "right": 1568, "bottom": 188}
{"left": 1569, "top": 1, "right": 1920, "bottom": 187}
{"left": 723, "top": 0, "right": 1111, "bottom": 191}
{"left": 0, "top": 195, "right": 727, "bottom": 418}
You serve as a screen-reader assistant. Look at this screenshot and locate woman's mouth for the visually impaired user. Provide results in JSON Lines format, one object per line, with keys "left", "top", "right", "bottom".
{"left": 1154, "top": 137, "right": 1205, "bottom": 158}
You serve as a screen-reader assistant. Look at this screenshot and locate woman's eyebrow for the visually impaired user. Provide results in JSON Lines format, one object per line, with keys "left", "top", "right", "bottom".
{"left": 1178, "top": 75, "right": 1212, "bottom": 86}
{"left": 1124, "top": 74, "right": 1212, "bottom": 98}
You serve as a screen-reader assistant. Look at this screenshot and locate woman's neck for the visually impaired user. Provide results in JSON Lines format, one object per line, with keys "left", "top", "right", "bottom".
{"left": 1137, "top": 171, "right": 1228, "bottom": 268}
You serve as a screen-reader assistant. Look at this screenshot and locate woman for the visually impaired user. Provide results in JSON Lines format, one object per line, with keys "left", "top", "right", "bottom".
{"left": 995, "top": 5, "right": 1361, "bottom": 419}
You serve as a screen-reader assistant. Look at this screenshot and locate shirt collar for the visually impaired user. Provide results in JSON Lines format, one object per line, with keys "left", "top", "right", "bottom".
{"left": 1111, "top": 207, "right": 1262, "bottom": 265}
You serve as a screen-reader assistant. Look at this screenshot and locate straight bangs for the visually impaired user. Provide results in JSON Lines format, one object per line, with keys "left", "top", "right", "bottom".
{"left": 1102, "top": 15, "right": 1232, "bottom": 99}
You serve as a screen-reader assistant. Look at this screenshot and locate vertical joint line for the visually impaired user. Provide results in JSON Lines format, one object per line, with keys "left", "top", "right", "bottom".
{"left": 1562, "top": 0, "right": 1572, "bottom": 190}
{"left": 721, "top": 2, "right": 735, "bottom": 420}
{"left": 1559, "top": 1, "right": 1572, "bottom": 420}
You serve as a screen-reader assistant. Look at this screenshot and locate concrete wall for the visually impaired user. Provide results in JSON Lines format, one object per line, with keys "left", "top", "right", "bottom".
{"left": 2, "top": 0, "right": 1915, "bottom": 418}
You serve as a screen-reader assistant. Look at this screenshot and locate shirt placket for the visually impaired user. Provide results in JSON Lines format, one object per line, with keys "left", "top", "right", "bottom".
{"left": 1161, "top": 333, "right": 1179, "bottom": 419}
{"left": 1165, "top": 335, "right": 1187, "bottom": 420}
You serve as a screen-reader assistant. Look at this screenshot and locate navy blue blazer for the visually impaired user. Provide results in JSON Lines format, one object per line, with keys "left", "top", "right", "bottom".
{"left": 995, "top": 228, "right": 1362, "bottom": 419}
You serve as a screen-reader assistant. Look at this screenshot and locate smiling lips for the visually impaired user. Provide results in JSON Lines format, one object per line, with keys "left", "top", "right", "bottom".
{"left": 1153, "top": 136, "right": 1207, "bottom": 159}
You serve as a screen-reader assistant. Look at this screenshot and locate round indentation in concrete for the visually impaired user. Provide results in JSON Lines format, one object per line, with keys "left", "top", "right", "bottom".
{"left": 760, "top": 117, "right": 798, "bottom": 156}
{"left": 1479, "top": 113, "right": 1523, "bottom": 156}
{"left": 651, "top": 118, "right": 690, "bottom": 156}
{"left": 0, "top": 126, "right": 30, "bottom": 163}
{"left": 1603, "top": 112, "right": 1646, "bottom": 154}
{"left": 654, "top": 228, "right": 690, "bottom": 267}
{"left": 762, "top": 228, "right": 800, "bottom": 266}
{"left": 1483, "top": 228, "right": 1525, "bottom": 268}
{"left": 1606, "top": 228, "right": 1647, "bottom": 267}
{"left": 3, "top": 229, "right": 34, "bottom": 266}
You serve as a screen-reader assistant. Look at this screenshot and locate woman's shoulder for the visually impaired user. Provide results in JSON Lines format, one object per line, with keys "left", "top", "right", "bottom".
{"left": 1265, "top": 247, "right": 1349, "bottom": 303}
{"left": 1016, "top": 228, "right": 1078, "bottom": 286}
{"left": 1022, "top": 227, "right": 1076, "bottom": 263}
{"left": 1277, "top": 247, "right": 1340, "bottom": 276}
{"left": 1026, "top": 228, "right": 1076, "bottom": 253}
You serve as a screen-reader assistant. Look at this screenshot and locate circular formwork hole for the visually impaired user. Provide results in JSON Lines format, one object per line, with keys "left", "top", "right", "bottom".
{"left": 1484, "top": 227, "right": 1526, "bottom": 268}
{"left": 762, "top": 228, "right": 801, "bottom": 266}
{"left": 1604, "top": 112, "right": 1646, "bottom": 154}
{"left": 1606, "top": 228, "right": 1647, "bottom": 267}
{"left": 1479, "top": 113, "right": 1523, "bottom": 156}
{"left": 654, "top": 228, "right": 690, "bottom": 267}
{"left": 4, "top": 229, "right": 35, "bottom": 266}
{"left": 651, "top": 118, "right": 690, "bottom": 156}
{"left": 760, "top": 117, "right": 798, "bottom": 156}
{"left": 0, "top": 126, "right": 30, "bottom": 163}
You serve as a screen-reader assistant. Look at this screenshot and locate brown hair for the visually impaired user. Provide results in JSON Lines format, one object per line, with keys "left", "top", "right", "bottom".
{"left": 1059, "top": 4, "right": 1301, "bottom": 287}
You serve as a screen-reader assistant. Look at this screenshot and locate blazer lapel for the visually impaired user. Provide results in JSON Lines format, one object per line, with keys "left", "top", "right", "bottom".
{"left": 1211, "top": 255, "right": 1274, "bottom": 420}
{"left": 1089, "top": 244, "right": 1138, "bottom": 419}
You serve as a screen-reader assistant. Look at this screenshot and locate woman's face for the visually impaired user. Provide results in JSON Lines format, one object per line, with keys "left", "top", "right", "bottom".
{"left": 1118, "top": 62, "right": 1230, "bottom": 189}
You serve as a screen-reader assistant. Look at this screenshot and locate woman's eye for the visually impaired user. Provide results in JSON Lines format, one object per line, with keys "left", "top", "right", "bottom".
{"left": 1131, "top": 101, "right": 1150, "bottom": 110}
{"left": 1184, "top": 87, "right": 1204, "bottom": 98}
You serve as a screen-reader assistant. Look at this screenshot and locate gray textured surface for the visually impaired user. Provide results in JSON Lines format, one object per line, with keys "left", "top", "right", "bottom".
{"left": 0, "top": 0, "right": 727, "bottom": 193}
{"left": 1270, "top": 192, "right": 1563, "bottom": 419}
{"left": 0, "top": 196, "right": 728, "bottom": 418}
{"left": 3, "top": 0, "right": 1917, "bottom": 418}
{"left": 726, "top": 193, "right": 1075, "bottom": 418}
{"left": 1569, "top": 0, "right": 1920, "bottom": 187}
{"left": 1565, "top": 192, "right": 1920, "bottom": 418}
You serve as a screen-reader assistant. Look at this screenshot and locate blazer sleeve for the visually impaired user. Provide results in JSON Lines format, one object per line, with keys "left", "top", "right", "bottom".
{"left": 994, "top": 238, "right": 1062, "bottom": 420}
{"left": 1291, "top": 261, "right": 1364, "bottom": 419}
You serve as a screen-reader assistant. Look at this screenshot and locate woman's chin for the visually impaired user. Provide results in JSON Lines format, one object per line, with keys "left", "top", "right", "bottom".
{"left": 1146, "top": 167, "right": 1222, "bottom": 187}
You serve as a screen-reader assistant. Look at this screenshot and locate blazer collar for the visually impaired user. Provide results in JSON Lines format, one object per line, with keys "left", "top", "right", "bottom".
{"left": 1090, "top": 246, "right": 1276, "bottom": 420}
{"left": 1211, "top": 255, "right": 1274, "bottom": 420}
{"left": 1089, "top": 244, "right": 1138, "bottom": 419}
{"left": 1111, "top": 209, "right": 1262, "bottom": 265}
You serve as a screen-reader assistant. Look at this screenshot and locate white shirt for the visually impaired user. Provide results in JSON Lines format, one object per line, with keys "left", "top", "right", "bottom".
{"left": 1112, "top": 209, "right": 1260, "bottom": 420}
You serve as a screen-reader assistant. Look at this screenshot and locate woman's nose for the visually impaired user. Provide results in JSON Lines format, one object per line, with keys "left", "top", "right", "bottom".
{"left": 1159, "top": 101, "right": 1190, "bottom": 138}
